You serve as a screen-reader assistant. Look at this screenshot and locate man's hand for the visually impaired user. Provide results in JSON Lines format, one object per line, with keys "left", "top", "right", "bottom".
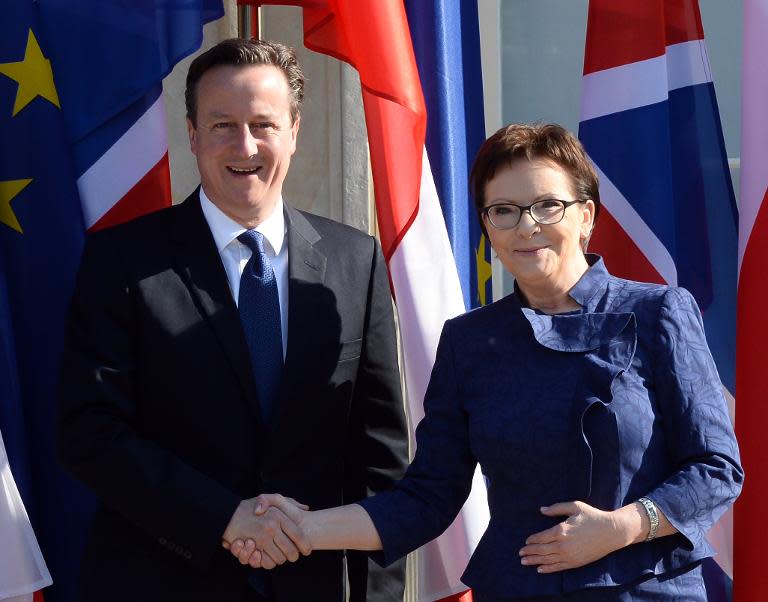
{"left": 227, "top": 494, "right": 312, "bottom": 569}
{"left": 222, "top": 497, "right": 311, "bottom": 569}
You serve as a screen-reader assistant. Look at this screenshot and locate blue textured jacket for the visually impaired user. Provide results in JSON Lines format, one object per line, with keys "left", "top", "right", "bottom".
{"left": 360, "top": 256, "right": 742, "bottom": 600}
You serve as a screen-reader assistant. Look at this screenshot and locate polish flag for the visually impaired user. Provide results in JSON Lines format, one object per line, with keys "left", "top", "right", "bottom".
{"left": 733, "top": 1, "right": 768, "bottom": 599}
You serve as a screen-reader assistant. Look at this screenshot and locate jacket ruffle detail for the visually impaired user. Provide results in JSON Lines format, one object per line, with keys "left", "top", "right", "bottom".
{"left": 522, "top": 309, "right": 637, "bottom": 501}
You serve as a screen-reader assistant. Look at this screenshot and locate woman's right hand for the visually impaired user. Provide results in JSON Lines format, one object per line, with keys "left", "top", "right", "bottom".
{"left": 228, "top": 493, "right": 312, "bottom": 569}
{"left": 228, "top": 496, "right": 383, "bottom": 566}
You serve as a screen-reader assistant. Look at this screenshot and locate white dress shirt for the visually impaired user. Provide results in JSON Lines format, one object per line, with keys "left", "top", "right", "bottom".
{"left": 199, "top": 188, "right": 289, "bottom": 358}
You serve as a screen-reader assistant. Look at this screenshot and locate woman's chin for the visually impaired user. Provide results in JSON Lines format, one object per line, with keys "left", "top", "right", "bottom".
{"left": 504, "top": 256, "right": 552, "bottom": 282}
{"left": 512, "top": 271, "right": 556, "bottom": 293}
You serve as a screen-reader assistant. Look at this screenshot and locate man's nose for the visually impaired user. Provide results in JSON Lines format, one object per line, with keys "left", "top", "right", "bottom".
{"left": 234, "top": 125, "right": 259, "bottom": 157}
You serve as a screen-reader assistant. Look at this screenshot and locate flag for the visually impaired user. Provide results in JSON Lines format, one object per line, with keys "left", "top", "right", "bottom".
{"left": 0, "top": 4, "right": 91, "bottom": 599}
{"left": 0, "top": 427, "right": 52, "bottom": 602}
{"left": 36, "top": 0, "right": 223, "bottom": 232}
{"left": 578, "top": 1, "right": 737, "bottom": 600}
{"left": 0, "top": 2, "right": 223, "bottom": 600}
{"left": 402, "top": 2, "right": 491, "bottom": 598}
{"left": 301, "top": 2, "right": 491, "bottom": 600}
{"left": 1, "top": 261, "right": 52, "bottom": 601}
{"left": 244, "top": 1, "right": 491, "bottom": 599}
{"left": 733, "top": 1, "right": 768, "bottom": 599}
{"left": 404, "top": 0, "right": 492, "bottom": 310}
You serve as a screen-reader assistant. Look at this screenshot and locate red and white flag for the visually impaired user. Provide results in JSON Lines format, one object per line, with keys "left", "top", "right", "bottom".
{"left": 303, "top": 4, "right": 491, "bottom": 600}
{"left": 734, "top": 1, "right": 768, "bottom": 599}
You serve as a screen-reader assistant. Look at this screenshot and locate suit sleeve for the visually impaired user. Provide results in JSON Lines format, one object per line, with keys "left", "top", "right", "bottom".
{"left": 57, "top": 232, "right": 241, "bottom": 571}
{"left": 646, "top": 287, "right": 743, "bottom": 550}
{"left": 344, "top": 237, "right": 409, "bottom": 602}
{"left": 358, "top": 319, "right": 478, "bottom": 568}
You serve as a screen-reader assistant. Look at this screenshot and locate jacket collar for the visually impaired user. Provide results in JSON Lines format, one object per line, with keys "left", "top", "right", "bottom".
{"left": 170, "top": 190, "right": 262, "bottom": 423}
{"left": 566, "top": 254, "right": 610, "bottom": 313}
{"left": 512, "top": 253, "right": 609, "bottom": 314}
{"left": 269, "top": 205, "right": 327, "bottom": 436}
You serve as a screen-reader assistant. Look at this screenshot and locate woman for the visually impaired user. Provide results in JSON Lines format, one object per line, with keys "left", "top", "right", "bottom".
{"left": 229, "top": 124, "right": 742, "bottom": 600}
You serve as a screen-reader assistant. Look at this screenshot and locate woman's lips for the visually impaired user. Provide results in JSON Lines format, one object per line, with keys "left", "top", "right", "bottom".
{"left": 513, "top": 246, "right": 547, "bottom": 255}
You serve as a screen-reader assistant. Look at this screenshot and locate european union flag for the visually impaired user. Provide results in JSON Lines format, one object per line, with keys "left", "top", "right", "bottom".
{"left": 0, "top": 3, "right": 93, "bottom": 601}
{"left": 1, "top": 1, "right": 223, "bottom": 600}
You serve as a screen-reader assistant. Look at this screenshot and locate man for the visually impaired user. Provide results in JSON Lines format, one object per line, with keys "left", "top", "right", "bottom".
{"left": 57, "top": 38, "right": 408, "bottom": 602}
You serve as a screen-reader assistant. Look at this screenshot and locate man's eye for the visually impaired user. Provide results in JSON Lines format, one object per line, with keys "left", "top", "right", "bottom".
{"left": 213, "top": 122, "right": 233, "bottom": 129}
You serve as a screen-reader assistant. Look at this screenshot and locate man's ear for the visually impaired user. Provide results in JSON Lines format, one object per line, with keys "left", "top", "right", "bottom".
{"left": 289, "top": 115, "right": 300, "bottom": 155}
{"left": 187, "top": 117, "right": 197, "bottom": 155}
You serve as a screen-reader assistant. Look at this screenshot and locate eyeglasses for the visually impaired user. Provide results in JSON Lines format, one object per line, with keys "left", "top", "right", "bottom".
{"left": 482, "top": 199, "right": 587, "bottom": 230}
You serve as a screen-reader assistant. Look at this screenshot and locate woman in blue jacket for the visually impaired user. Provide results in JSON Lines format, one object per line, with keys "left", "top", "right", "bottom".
{"left": 230, "top": 123, "right": 742, "bottom": 601}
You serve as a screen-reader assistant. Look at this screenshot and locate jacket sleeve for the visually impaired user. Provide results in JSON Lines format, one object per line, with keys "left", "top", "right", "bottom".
{"left": 344, "top": 237, "right": 409, "bottom": 602}
{"left": 56, "top": 231, "right": 241, "bottom": 571}
{"left": 357, "top": 318, "right": 478, "bottom": 568}
{"left": 645, "top": 286, "right": 743, "bottom": 550}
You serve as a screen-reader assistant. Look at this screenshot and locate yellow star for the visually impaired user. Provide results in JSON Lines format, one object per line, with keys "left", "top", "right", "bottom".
{"left": 0, "top": 179, "right": 32, "bottom": 233}
{"left": 0, "top": 29, "right": 60, "bottom": 117}
{"left": 476, "top": 234, "right": 492, "bottom": 306}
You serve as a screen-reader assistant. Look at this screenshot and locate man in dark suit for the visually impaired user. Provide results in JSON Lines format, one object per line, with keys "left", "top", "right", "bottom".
{"left": 57, "top": 38, "right": 408, "bottom": 602}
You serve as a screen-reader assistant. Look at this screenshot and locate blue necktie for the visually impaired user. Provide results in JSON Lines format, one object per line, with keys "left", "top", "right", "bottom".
{"left": 237, "top": 230, "right": 283, "bottom": 425}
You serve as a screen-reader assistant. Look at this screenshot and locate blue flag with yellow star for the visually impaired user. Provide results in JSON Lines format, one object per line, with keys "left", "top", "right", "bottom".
{"left": 0, "top": 2, "right": 93, "bottom": 601}
{"left": 1, "top": 1, "right": 223, "bottom": 601}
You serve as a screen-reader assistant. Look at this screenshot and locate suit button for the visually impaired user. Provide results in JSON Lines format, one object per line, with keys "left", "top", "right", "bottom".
{"left": 158, "top": 537, "right": 167, "bottom": 546}
{"left": 184, "top": 551, "right": 193, "bottom": 560}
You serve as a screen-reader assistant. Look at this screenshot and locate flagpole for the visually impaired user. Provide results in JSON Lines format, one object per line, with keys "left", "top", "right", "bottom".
{"left": 237, "top": 2, "right": 260, "bottom": 39}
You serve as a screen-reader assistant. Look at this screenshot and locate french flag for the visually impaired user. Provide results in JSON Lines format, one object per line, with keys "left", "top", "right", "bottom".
{"left": 37, "top": 1, "right": 224, "bottom": 233}
{"left": 734, "top": 1, "right": 768, "bottom": 600}
{"left": 405, "top": 0, "right": 493, "bottom": 312}
{"left": 402, "top": 1, "right": 492, "bottom": 598}
{"left": 578, "top": 1, "right": 737, "bottom": 600}
{"left": 75, "top": 89, "right": 172, "bottom": 233}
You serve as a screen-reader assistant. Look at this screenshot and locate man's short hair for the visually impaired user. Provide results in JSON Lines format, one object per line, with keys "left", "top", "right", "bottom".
{"left": 185, "top": 38, "right": 304, "bottom": 126}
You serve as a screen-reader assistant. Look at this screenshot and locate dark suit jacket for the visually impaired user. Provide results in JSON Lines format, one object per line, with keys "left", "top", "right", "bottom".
{"left": 57, "top": 192, "right": 408, "bottom": 602}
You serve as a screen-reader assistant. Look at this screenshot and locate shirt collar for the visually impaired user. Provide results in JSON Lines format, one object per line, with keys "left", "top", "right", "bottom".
{"left": 567, "top": 254, "right": 610, "bottom": 311}
{"left": 199, "top": 187, "right": 286, "bottom": 255}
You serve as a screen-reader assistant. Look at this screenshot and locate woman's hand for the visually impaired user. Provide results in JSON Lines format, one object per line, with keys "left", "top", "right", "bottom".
{"left": 519, "top": 500, "right": 644, "bottom": 573}
{"left": 227, "top": 494, "right": 312, "bottom": 569}
{"left": 226, "top": 496, "right": 384, "bottom": 567}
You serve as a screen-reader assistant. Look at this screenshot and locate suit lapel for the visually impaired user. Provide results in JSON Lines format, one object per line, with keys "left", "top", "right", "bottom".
{"left": 270, "top": 205, "right": 328, "bottom": 436}
{"left": 169, "top": 192, "right": 262, "bottom": 422}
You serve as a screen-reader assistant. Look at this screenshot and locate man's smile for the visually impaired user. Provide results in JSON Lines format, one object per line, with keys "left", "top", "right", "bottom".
{"left": 227, "top": 165, "right": 261, "bottom": 175}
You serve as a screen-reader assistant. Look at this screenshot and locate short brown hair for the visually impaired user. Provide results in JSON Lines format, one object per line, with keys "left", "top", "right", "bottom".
{"left": 470, "top": 123, "right": 600, "bottom": 239}
{"left": 185, "top": 38, "right": 304, "bottom": 126}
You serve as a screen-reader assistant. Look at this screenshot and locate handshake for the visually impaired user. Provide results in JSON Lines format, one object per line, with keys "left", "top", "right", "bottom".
{"left": 221, "top": 494, "right": 313, "bottom": 569}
